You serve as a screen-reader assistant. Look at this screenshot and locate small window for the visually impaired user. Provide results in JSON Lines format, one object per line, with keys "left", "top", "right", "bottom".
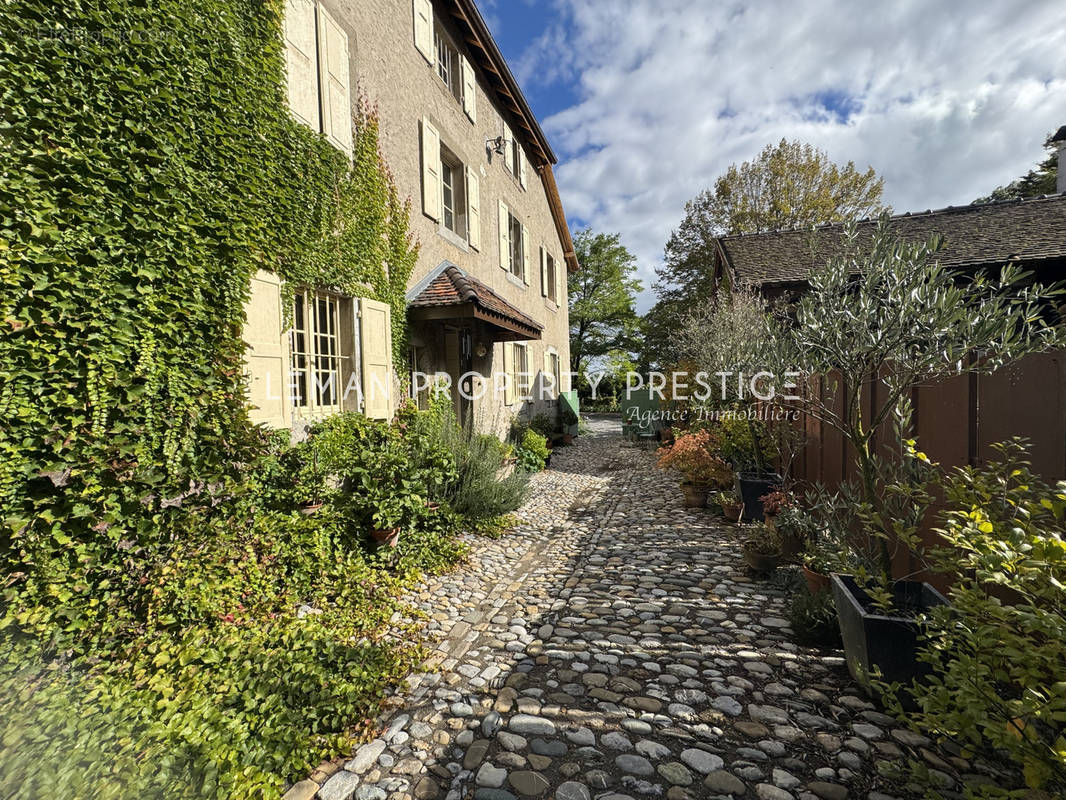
{"left": 290, "top": 290, "right": 347, "bottom": 414}
{"left": 545, "top": 251, "right": 557, "bottom": 303}
{"left": 508, "top": 212, "right": 524, "bottom": 278}
{"left": 435, "top": 30, "right": 461, "bottom": 102}
{"left": 441, "top": 147, "right": 467, "bottom": 238}
{"left": 512, "top": 343, "right": 530, "bottom": 400}
{"left": 509, "top": 138, "right": 522, "bottom": 181}
{"left": 549, "top": 351, "right": 561, "bottom": 394}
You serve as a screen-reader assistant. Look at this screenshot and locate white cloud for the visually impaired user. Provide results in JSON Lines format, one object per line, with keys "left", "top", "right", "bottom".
{"left": 520, "top": 0, "right": 1066, "bottom": 311}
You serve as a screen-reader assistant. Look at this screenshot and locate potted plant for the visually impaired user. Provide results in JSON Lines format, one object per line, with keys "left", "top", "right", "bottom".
{"left": 774, "top": 504, "right": 815, "bottom": 559}
{"left": 759, "top": 487, "right": 793, "bottom": 530}
{"left": 714, "top": 490, "right": 744, "bottom": 522}
{"left": 288, "top": 442, "right": 327, "bottom": 514}
{"left": 657, "top": 430, "right": 732, "bottom": 509}
{"left": 743, "top": 524, "right": 782, "bottom": 574}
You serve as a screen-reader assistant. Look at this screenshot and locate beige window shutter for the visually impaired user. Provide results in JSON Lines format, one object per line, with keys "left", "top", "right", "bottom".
{"left": 543, "top": 348, "right": 552, "bottom": 396}
{"left": 503, "top": 121, "right": 513, "bottom": 172}
{"left": 421, "top": 117, "right": 442, "bottom": 221}
{"left": 466, "top": 166, "right": 480, "bottom": 250}
{"left": 461, "top": 54, "right": 476, "bottom": 123}
{"left": 284, "top": 0, "right": 320, "bottom": 131}
{"left": 242, "top": 269, "right": 291, "bottom": 429}
{"left": 503, "top": 342, "right": 514, "bottom": 405}
{"left": 539, "top": 247, "right": 547, "bottom": 297}
{"left": 519, "top": 145, "right": 527, "bottom": 188}
{"left": 498, "top": 199, "right": 509, "bottom": 270}
{"left": 359, "top": 297, "right": 393, "bottom": 420}
{"left": 555, "top": 254, "right": 562, "bottom": 306}
{"left": 413, "top": 0, "right": 434, "bottom": 63}
{"left": 521, "top": 222, "right": 530, "bottom": 284}
{"left": 316, "top": 5, "right": 352, "bottom": 155}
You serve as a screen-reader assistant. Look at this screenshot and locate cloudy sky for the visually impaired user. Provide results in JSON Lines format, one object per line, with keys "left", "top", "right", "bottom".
{"left": 481, "top": 0, "right": 1066, "bottom": 311}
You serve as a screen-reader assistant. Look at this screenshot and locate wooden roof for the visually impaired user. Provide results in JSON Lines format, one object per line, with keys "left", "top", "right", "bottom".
{"left": 408, "top": 265, "right": 543, "bottom": 340}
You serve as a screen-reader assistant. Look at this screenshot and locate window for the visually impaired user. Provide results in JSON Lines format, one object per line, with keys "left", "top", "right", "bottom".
{"left": 510, "top": 137, "right": 522, "bottom": 180}
{"left": 549, "top": 350, "right": 561, "bottom": 394}
{"left": 508, "top": 213, "right": 524, "bottom": 278}
{"left": 440, "top": 148, "right": 466, "bottom": 238}
{"left": 290, "top": 290, "right": 346, "bottom": 414}
{"left": 511, "top": 343, "right": 530, "bottom": 401}
{"left": 435, "top": 30, "right": 462, "bottom": 101}
{"left": 543, "top": 249, "right": 557, "bottom": 303}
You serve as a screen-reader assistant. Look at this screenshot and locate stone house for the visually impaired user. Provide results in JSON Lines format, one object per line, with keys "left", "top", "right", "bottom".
{"left": 244, "top": 0, "right": 577, "bottom": 435}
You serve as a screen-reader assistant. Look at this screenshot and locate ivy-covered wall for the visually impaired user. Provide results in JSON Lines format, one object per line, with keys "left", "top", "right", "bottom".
{"left": 0, "top": 0, "right": 417, "bottom": 539}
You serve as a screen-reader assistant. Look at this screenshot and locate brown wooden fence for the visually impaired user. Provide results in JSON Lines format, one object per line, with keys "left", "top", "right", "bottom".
{"left": 784, "top": 350, "right": 1066, "bottom": 580}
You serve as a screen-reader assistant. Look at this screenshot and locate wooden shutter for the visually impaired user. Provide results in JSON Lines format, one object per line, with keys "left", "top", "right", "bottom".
{"left": 556, "top": 255, "right": 563, "bottom": 306}
{"left": 498, "top": 199, "right": 509, "bottom": 271}
{"left": 543, "top": 348, "right": 552, "bottom": 397}
{"left": 503, "top": 122, "right": 513, "bottom": 172}
{"left": 317, "top": 5, "right": 352, "bottom": 155}
{"left": 461, "top": 54, "right": 476, "bottom": 122}
{"left": 413, "top": 0, "right": 434, "bottom": 63}
{"left": 243, "top": 269, "right": 291, "bottom": 429}
{"left": 518, "top": 145, "right": 527, "bottom": 188}
{"left": 421, "top": 117, "right": 441, "bottom": 221}
{"left": 503, "top": 342, "right": 514, "bottom": 405}
{"left": 466, "top": 166, "right": 480, "bottom": 250}
{"left": 359, "top": 298, "right": 393, "bottom": 420}
{"left": 283, "top": 0, "right": 319, "bottom": 131}
{"left": 539, "top": 247, "right": 548, "bottom": 297}
{"left": 521, "top": 222, "right": 530, "bottom": 284}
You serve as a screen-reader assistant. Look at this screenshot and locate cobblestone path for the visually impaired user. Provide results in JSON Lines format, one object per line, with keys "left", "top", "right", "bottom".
{"left": 293, "top": 418, "right": 1006, "bottom": 800}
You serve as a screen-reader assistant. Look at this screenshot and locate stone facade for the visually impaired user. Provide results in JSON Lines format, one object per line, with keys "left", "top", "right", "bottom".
{"left": 316, "top": 0, "right": 574, "bottom": 435}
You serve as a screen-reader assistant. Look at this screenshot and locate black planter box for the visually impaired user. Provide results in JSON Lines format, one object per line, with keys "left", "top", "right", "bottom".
{"left": 735, "top": 472, "right": 781, "bottom": 522}
{"left": 831, "top": 573, "right": 950, "bottom": 690}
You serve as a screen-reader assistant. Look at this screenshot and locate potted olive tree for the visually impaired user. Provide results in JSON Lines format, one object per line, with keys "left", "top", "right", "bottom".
{"left": 657, "top": 430, "right": 732, "bottom": 508}
{"left": 782, "top": 223, "right": 1063, "bottom": 686}
{"left": 742, "top": 523, "right": 782, "bottom": 575}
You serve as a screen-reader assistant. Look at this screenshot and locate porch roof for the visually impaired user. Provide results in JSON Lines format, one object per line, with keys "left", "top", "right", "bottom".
{"left": 407, "top": 263, "right": 543, "bottom": 341}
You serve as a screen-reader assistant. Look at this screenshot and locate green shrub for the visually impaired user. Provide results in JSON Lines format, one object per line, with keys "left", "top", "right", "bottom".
{"left": 529, "top": 413, "right": 556, "bottom": 438}
{"left": 788, "top": 587, "right": 841, "bottom": 648}
{"left": 885, "top": 441, "right": 1066, "bottom": 794}
{"left": 515, "top": 429, "right": 550, "bottom": 473}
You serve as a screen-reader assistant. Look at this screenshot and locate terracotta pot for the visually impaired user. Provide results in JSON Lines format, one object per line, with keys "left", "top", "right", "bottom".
{"left": 744, "top": 548, "right": 782, "bottom": 573}
{"left": 764, "top": 513, "right": 777, "bottom": 532}
{"left": 299, "top": 501, "right": 324, "bottom": 515}
{"left": 721, "top": 502, "right": 743, "bottom": 522}
{"left": 371, "top": 526, "right": 400, "bottom": 548}
{"left": 680, "top": 482, "right": 709, "bottom": 508}
{"left": 562, "top": 433, "right": 575, "bottom": 445}
{"left": 803, "top": 564, "right": 832, "bottom": 595}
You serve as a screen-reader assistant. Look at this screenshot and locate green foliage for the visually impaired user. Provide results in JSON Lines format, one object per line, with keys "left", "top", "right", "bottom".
{"left": 784, "top": 223, "right": 1064, "bottom": 575}
{"left": 788, "top": 585, "right": 841, "bottom": 648}
{"left": 529, "top": 413, "right": 556, "bottom": 438}
{"left": 973, "top": 130, "right": 1059, "bottom": 204}
{"left": 742, "top": 523, "right": 781, "bottom": 555}
{"left": 885, "top": 442, "right": 1066, "bottom": 793}
{"left": 568, "top": 229, "right": 642, "bottom": 374}
{"left": 515, "top": 429, "right": 550, "bottom": 473}
{"left": 0, "top": 1, "right": 430, "bottom": 794}
{"left": 652, "top": 138, "right": 887, "bottom": 324}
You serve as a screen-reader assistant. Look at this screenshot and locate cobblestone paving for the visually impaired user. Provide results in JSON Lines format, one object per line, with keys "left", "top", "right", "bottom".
{"left": 291, "top": 418, "right": 1009, "bottom": 800}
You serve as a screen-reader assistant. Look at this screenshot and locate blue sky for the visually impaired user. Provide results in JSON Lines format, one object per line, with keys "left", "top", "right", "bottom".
{"left": 480, "top": 0, "right": 1066, "bottom": 312}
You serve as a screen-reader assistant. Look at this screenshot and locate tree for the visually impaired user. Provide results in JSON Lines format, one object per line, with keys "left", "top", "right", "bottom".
{"left": 653, "top": 139, "right": 887, "bottom": 312}
{"left": 783, "top": 224, "right": 1063, "bottom": 577}
{"left": 973, "top": 130, "right": 1059, "bottom": 204}
{"left": 567, "top": 229, "right": 642, "bottom": 375}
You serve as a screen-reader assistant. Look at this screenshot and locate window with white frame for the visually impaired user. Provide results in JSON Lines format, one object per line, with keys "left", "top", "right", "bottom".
{"left": 290, "top": 290, "right": 347, "bottom": 414}
{"left": 435, "top": 30, "right": 462, "bottom": 101}
{"left": 440, "top": 147, "right": 467, "bottom": 238}
{"left": 549, "top": 350, "right": 560, "bottom": 395}
{"left": 508, "top": 212, "right": 524, "bottom": 278}
{"left": 544, "top": 250, "right": 557, "bottom": 303}
{"left": 511, "top": 342, "right": 530, "bottom": 400}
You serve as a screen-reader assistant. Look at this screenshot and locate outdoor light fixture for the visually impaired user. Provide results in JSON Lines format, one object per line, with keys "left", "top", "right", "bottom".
{"left": 475, "top": 343, "right": 488, "bottom": 357}
{"left": 485, "top": 136, "right": 506, "bottom": 156}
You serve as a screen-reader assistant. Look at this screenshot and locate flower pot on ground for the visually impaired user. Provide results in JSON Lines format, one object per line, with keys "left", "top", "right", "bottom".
{"left": 713, "top": 491, "right": 743, "bottom": 522}
{"left": 803, "top": 563, "right": 831, "bottom": 594}
{"left": 775, "top": 506, "right": 816, "bottom": 560}
{"left": 561, "top": 433, "right": 574, "bottom": 445}
{"left": 743, "top": 524, "right": 782, "bottom": 575}
{"left": 298, "top": 501, "right": 324, "bottom": 515}
{"left": 680, "top": 482, "right": 709, "bottom": 508}
{"left": 736, "top": 471, "right": 781, "bottom": 522}
{"left": 830, "top": 573, "right": 950, "bottom": 691}
{"left": 371, "top": 526, "right": 400, "bottom": 548}
{"left": 657, "top": 431, "right": 733, "bottom": 509}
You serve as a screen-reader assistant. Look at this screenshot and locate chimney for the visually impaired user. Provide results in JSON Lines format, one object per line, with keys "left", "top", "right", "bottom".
{"left": 1053, "top": 125, "right": 1066, "bottom": 194}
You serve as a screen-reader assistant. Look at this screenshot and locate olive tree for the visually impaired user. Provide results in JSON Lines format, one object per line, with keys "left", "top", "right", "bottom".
{"left": 787, "top": 223, "right": 1064, "bottom": 577}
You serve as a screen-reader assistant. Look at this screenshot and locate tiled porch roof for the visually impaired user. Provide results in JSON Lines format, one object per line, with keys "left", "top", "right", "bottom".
{"left": 408, "top": 264, "right": 542, "bottom": 340}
